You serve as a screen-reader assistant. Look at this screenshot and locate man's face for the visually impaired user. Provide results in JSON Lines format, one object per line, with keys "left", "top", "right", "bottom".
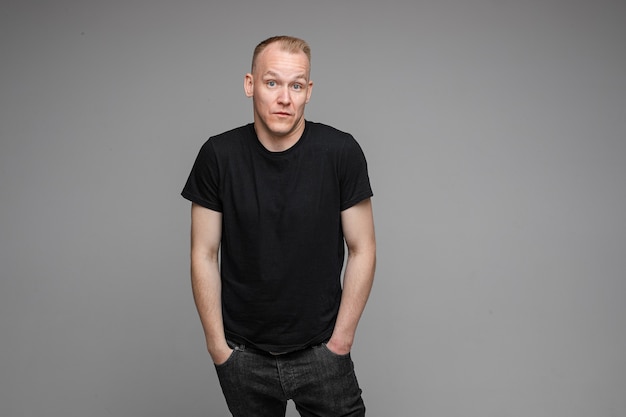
{"left": 244, "top": 44, "right": 313, "bottom": 144}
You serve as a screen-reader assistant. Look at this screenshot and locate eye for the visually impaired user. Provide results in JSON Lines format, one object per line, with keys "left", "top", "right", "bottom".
{"left": 292, "top": 83, "right": 302, "bottom": 90}
{"left": 267, "top": 80, "right": 277, "bottom": 87}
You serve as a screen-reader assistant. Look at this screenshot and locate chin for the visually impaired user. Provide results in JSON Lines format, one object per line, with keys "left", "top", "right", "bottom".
{"left": 270, "top": 130, "right": 293, "bottom": 138}
{"left": 268, "top": 123, "right": 295, "bottom": 136}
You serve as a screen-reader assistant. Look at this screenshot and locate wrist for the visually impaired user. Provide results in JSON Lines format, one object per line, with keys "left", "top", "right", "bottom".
{"left": 207, "top": 341, "right": 233, "bottom": 365}
{"left": 206, "top": 337, "right": 230, "bottom": 355}
{"left": 327, "top": 336, "right": 353, "bottom": 355}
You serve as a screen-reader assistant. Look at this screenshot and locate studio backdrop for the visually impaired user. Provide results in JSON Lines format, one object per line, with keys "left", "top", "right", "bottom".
{"left": 1, "top": 1, "right": 625, "bottom": 416}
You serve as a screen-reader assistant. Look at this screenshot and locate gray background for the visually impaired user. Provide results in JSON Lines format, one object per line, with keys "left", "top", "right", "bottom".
{"left": 1, "top": 0, "right": 625, "bottom": 416}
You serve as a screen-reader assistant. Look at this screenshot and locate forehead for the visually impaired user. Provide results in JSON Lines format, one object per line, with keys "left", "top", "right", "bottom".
{"left": 254, "top": 44, "right": 310, "bottom": 76}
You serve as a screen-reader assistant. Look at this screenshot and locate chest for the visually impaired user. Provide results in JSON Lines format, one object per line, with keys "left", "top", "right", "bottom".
{"left": 220, "top": 149, "right": 340, "bottom": 225}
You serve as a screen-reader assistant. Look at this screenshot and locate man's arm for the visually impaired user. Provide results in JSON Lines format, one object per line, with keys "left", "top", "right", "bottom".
{"left": 327, "top": 198, "right": 376, "bottom": 355}
{"left": 190, "top": 203, "right": 233, "bottom": 365}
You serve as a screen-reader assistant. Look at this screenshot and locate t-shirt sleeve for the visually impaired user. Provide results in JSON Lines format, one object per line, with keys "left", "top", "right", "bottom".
{"left": 181, "top": 139, "right": 223, "bottom": 212}
{"left": 339, "top": 135, "right": 373, "bottom": 211}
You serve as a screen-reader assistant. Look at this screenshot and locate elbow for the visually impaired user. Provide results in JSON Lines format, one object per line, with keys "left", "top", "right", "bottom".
{"left": 347, "top": 242, "right": 376, "bottom": 270}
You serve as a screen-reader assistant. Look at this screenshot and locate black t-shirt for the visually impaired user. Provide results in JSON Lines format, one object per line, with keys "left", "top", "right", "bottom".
{"left": 182, "top": 121, "right": 373, "bottom": 352}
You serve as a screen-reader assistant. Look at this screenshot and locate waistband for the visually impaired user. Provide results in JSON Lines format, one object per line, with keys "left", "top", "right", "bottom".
{"left": 227, "top": 339, "right": 326, "bottom": 356}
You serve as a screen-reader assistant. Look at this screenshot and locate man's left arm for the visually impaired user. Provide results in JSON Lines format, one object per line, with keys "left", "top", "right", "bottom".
{"left": 327, "top": 198, "right": 376, "bottom": 355}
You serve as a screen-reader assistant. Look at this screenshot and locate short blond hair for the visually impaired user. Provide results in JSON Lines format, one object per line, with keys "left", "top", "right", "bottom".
{"left": 251, "top": 35, "right": 311, "bottom": 73}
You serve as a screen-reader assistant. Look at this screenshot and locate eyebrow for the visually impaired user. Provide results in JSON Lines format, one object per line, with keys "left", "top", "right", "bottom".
{"left": 262, "top": 71, "right": 308, "bottom": 82}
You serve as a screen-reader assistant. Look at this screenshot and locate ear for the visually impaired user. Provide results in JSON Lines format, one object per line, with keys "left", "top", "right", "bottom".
{"left": 305, "top": 80, "right": 313, "bottom": 103}
{"left": 244, "top": 73, "right": 254, "bottom": 98}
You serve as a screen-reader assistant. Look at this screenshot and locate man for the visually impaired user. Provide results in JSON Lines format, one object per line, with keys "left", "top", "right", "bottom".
{"left": 182, "top": 35, "right": 376, "bottom": 417}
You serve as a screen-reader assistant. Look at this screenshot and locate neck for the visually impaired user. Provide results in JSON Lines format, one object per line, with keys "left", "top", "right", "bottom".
{"left": 254, "top": 120, "right": 306, "bottom": 152}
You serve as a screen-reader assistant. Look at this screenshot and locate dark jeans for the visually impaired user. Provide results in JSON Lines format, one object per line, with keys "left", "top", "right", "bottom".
{"left": 214, "top": 341, "right": 366, "bottom": 417}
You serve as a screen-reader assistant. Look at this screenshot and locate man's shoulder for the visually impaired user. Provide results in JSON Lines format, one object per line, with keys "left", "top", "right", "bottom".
{"left": 210, "top": 123, "right": 253, "bottom": 143}
{"left": 198, "top": 123, "right": 254, "bottom": 154}
{"left": 307, "top": 120, "right": 351, "bottom": 138}
{"left": 305, "top": 121, "right": 363, "bottom": 154}
{"left": 305, "top": 121, "right": 356, "bottom": 150}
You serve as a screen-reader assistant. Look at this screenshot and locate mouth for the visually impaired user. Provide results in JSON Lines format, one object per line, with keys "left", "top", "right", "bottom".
{"left": 273, "top": 112, "right": 292, "bottom": 117}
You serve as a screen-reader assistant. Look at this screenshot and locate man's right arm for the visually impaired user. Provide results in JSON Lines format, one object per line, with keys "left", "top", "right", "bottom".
{"left": 190, "top": 202, "right": 233, "bottom": 365}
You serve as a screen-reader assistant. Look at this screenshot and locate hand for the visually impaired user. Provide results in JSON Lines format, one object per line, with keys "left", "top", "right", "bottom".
{"left": 325, "top": 338, "right": 351, "bottom": 355}
{"left": 210, "top": 346, "right": 234, "bottom": 366}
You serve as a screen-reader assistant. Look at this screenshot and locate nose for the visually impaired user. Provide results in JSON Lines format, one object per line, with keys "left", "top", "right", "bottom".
{"left": 277, "top": 86, "right": 291, "bottom": 105}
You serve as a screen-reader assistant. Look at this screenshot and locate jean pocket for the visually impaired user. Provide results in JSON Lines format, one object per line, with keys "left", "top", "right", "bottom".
{"left": 321, "top": 343, "right": 351, "bottom": 359}
{"left": 214, "top": 348, "right": 238, "bottom": 370}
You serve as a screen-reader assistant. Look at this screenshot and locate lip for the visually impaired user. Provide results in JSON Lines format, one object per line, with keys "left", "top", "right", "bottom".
{"left": 273, "top": 112, "right": 292, "bottom": 117}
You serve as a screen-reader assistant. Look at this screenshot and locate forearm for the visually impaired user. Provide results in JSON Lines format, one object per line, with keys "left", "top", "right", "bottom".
{"left": 329, "top": 249, "right": 376, "bottom": 353}
{"left": 191, "top": 253, "right": 230, "bottom": 361}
